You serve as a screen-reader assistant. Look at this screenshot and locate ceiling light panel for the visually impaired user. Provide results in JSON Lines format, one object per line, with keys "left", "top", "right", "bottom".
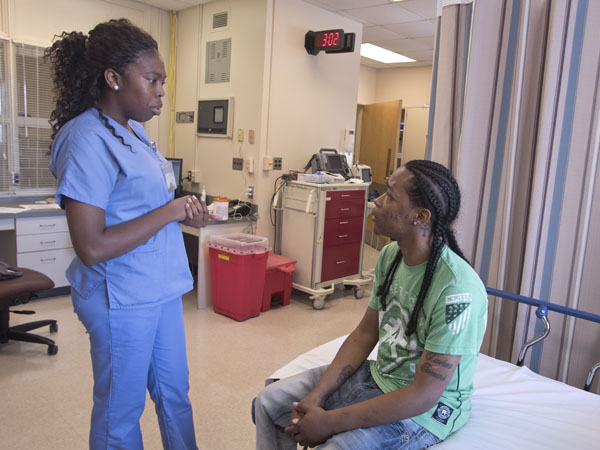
{"left": 360, "top": 43, "right": 416, "bottom": 63}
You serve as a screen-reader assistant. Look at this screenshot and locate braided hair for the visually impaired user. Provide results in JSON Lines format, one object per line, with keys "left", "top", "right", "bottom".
{"left": 377, "top": 160, "right": 469, "bottom": 336}
{"left": 45, "top": 19, "right": 158, "bottom": 147}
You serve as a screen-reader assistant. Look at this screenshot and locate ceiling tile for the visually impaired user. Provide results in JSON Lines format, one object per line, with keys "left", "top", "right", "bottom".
{"left": 136, "top": 0, "right": 437, "bottom": 69}
{"left": 362, "top": 25, "right": 402, "bottom": 42}
{"left": 334, "top": 10, "right": 376, "bottom": 26}
{"left": 304, "top": 0, "right": 387, "bottom": 11}
{"left": 398, "top": 49, "right": 435, "bottom": 63}
{"left": 383, "top": 20, "right": 436, "bottom": 38}
{"left": 135, "top": 0, "right": 187, "bottom": 10}
{"left": 376, "top": 36, "right": 433, "bottom": 53}
{"left": 410, "top": 36, "right": 436, "bottom": 48}
{"left": 133, "top": 0, "right": 212, "bottom": 11}
{"left": 345, "top": 4, "right": 423, "bottom": 26}
{"left": 398, "top": 0, "right": 438, "bottom": 20}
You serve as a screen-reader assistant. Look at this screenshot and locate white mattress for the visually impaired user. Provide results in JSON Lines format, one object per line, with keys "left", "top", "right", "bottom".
{"left": 269, "top": 336, "right": 600, "bottom": 449}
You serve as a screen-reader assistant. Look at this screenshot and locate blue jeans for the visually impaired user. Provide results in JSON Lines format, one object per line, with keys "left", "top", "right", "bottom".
{"left": 73, "top": 282, "right": 197, "bottom": 450}
{"left": 255, "top": 362, "right": 441, "bottom": 450}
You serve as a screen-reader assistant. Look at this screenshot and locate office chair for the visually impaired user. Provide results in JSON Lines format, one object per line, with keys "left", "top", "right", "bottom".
{"left": 0, "top": 267, "right": 57, "bottom": 355}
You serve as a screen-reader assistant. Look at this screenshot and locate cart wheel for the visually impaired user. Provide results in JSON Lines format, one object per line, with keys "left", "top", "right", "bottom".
{"left": 353, "top": 286, "right": 365, "bottom": 299}
{"left": 50, "top": 322, "right": 58, "bottom": 333}
{"left": 47, "top": 344, "right": 58, "bottom": 355}
{"left": 312, "top": 297, "right": 326, "bottom": 310}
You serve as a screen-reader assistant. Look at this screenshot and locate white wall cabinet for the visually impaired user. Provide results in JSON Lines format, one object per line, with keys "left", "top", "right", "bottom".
{"left": 16, "top": 215, "right": 74, "bottom": 288}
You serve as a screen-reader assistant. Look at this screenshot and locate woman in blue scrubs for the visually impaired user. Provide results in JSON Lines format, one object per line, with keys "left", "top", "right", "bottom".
{"left": 46, "top": 19, "right": 207, "bottom": 449}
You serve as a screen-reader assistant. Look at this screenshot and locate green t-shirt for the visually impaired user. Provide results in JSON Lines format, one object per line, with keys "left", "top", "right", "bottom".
{"left": 368, "top": 243, "right": 487, "bottom": 440}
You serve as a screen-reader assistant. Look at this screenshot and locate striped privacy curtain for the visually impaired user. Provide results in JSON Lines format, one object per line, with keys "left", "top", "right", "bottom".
{"left": 428, "top": 0, "right": 600, "bottom": 392}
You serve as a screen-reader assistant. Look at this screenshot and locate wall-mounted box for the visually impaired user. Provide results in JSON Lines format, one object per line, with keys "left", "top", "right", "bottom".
{"left": 206, "top": 38, "right": 231, "bottom": 84}
{"left": 196, "top": 97, "right": 234, "bottom": 138}
{"left": 176, "top": 111, "right": 194, "bottom": 123}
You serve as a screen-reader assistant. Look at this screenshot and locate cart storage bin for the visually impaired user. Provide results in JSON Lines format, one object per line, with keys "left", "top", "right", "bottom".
{"left": 261, "top": 254, "right": 296, "bottom": 312}
{"left": 209, "top": 234, "right": 269, "bottom": 321}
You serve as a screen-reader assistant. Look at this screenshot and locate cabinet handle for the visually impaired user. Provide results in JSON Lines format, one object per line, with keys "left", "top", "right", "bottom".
{"left": 340, "top": 208, "right": 350, "bottom": 211}
{"left": 40, "top": 257, "right": 57, "bottom": 262}
{"left": 39, "top": 224, "right": 56, "bottom": 228}
{"left": 336, "top": 260, "right": 346, "bottom": 264}
{"left": 40, "top": 240, "right": 56, "bottom": 245}
{"left": 339, "top": 221, "right": 349, "bottom": 225}
{"left": 339, "top": 234, "right": 348, "bottom": 238}
{"left": 341, "top": 194, "right": 351, "bottom": 197}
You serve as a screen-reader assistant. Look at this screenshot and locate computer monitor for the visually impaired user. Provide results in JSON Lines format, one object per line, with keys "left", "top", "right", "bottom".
{"left": 166, "top": 157, "right": 183, "bottom": 197}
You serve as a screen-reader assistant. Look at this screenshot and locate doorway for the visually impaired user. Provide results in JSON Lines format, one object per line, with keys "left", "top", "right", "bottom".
{"left": 355, "top": 101, "right": 429, "bottom": 249}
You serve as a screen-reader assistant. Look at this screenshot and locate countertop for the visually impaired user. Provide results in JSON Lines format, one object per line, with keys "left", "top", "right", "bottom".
{"left": 0, "top": 195, "right": 257, "bottom": 225}
{"left": 0, "top": 196, "right": 64, "bottom": 219}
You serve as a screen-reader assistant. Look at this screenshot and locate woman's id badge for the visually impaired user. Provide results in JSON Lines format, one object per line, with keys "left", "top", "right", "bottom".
{"left": 161, "top": 160, "right": 177, "bottom": 192}
{"left": 150, "top": 141, "right": 177, "bottom": 192}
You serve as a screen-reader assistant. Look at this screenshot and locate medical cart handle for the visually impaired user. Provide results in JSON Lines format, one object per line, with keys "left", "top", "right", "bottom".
{"left": 584, "top": 362, "right": 600, "bottom": 392}
{"left": 517, "top": 306, "right": 550, "bottom": 367}
{"left": 305, "top": 189, "right": 315, "bottom": 214}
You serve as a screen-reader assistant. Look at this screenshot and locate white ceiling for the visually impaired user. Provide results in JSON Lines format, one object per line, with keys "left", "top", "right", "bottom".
{"left": 134, "top": 0, "right": 437, "bottom": 69}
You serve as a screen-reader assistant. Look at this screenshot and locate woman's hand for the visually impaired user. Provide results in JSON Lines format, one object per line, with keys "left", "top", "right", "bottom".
{"left": 175, "top": 195, "right": 209, "bottom": 228}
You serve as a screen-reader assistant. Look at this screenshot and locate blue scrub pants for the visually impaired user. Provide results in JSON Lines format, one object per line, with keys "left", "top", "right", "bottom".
{"left": 73, "top": 282, "right": 198, "bottom": 450}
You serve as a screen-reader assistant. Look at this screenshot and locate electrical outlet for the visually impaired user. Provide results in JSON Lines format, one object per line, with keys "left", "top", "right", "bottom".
{"left": 273, "top": 157, "right": 283, "bottom": 170}
{"left": 191, "top": 170, "right": 201, "bottom": 183}
{"left": 232, "top": 157, "right": 243, "bottom": 171}
{"left": 247, "top": 186, "right": 254, "bottom": 199}
{"left": 244, "top": 157, "right": 254, "bottom": 173}
{"left": 263, "top": 156, "right": 273, "bottom": 171}
{"left": 248, "top": 129, "right": 255, "bottom": 144}
{"left": 237, "top": 128, "right": 244, "bottom": 142}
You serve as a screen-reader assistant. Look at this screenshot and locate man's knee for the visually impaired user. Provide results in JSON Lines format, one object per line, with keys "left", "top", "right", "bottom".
{"left": 255, "top": 381, "right": 279, "bottom": 415}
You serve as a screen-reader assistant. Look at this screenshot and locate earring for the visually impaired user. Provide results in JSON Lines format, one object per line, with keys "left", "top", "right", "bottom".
{"left": 113, "top": 85, "right": 119, "bottom": 91}
{"left": 413, "top": 220, "right": 418, "bottom": 226}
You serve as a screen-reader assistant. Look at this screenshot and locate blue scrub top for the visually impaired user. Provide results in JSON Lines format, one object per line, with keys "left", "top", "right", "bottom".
{"left": 50, "top": 108, "right": 193, "bottom": 309}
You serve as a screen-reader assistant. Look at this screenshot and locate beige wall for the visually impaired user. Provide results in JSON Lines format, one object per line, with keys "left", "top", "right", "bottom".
{"left": 175, "top": 0, "right": 268, "bottom": 206}
{"left": 356, "top": 65, "right": 433, "bottom": 108}
{"left": 260, "top": 0, "right": 361, "bottom": 237}
{"left": 2, "top": 0, "right": 172, "bottom": 150}
{"left": 374, "top": 65, "right": 432, "bottom": 107}
{"left": 355, "top": 65, "right": 433, "bottom": 166}
{"left": 358, "top": 65, "right": 376, "bottom": 105}
{"left": 174, "top": 0, "right": 362, "bottom": 242}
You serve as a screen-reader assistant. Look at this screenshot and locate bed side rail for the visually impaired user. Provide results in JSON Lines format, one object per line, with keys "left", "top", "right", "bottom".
{"left": 485, "top": 287, "right": 600, "bottom": 391}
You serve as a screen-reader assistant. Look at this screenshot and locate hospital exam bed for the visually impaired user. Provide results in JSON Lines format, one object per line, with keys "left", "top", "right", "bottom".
{"left": 263, "top": 289, "right": 600, "bottom": 449}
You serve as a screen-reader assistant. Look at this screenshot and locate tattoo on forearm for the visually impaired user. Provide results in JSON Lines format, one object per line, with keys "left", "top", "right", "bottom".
{"left": 421, "top": 362, "right": 447, "bottom": 381}
{"left": 420, "top": 223, "right": 430, "bottom": 237}
{"left": 425, "top": 353, "right": 453, "bottom": 369}
{"left": 337, "top": 365, "right": 354, "bottom": 385}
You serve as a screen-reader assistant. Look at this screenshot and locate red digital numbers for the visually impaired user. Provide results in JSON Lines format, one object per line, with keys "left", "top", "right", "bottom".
{"left": 316, "top": 30, "right": 341, "bottom": 49}
{"left": 320, "top": 32, "right": 340, "bottom": 48}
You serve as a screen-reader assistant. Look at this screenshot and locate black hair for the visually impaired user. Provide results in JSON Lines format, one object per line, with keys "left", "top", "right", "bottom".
{"left": 377, "top": 160, "right": 469, "bottom": 336}
{"left": 45, "top": 18, "right": 158, "bottom": 146}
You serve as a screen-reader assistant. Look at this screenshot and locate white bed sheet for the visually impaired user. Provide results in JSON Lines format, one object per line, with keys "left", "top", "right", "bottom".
{"left": 269, "top": 336, "right": 600, "bottom": 449}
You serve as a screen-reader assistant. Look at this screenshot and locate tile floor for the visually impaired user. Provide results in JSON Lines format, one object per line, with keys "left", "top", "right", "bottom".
{"left": 0, "top": 245, "right": 379, "bottom": 449}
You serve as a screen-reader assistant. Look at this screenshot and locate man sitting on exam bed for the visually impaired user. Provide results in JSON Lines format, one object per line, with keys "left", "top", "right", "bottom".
{"left": 254, "top": 160, "right": 487, "bottom": 450}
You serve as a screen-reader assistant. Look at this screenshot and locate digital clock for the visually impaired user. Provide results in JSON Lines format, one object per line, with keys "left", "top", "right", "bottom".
{"left": 314, "top": 29, "right": 343, "bottom": 51}
{"left": 305, "top": 29, "right": 356, "bottom": 56}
